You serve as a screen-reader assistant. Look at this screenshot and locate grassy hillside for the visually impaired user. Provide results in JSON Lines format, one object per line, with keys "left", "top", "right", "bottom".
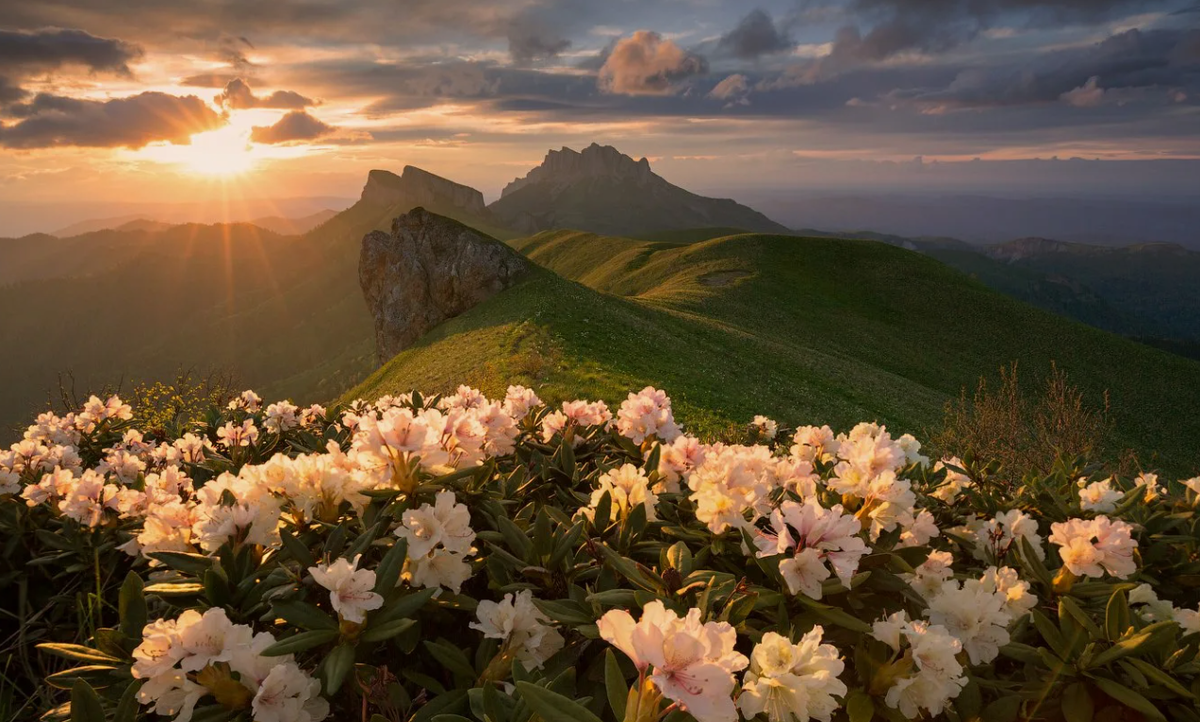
{"left": 351, "top": 229, "right": 1200, "bottom": 473}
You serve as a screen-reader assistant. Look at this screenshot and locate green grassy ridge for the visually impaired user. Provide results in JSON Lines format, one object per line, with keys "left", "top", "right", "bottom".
{"left": 352, "top": 227, "right": 1200, "bottom": 473}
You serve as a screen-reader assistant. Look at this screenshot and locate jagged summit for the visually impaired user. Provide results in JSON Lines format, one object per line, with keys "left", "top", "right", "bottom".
{"left": 361, "top": 165, "right": 486, "bottom": 215}
{"left": 500, "top": 143, "right": 655, "bottom": 197}
{"left": 488, "top": 142, "right": 789, "bottom": 236}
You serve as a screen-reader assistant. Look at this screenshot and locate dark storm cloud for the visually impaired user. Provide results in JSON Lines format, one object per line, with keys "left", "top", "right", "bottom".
{"left": 716, "top": 9, "right": 794, "bottom": 60}
{"left": 0, "top": 76, "right": 27, "bottom": 104}
{"left": 249, "top": 111, "right": 333, "bottom": 143}
{"left": 0, "top": 27, "right": 141, "bottom": 73}
{"left": 885, "top": 27, "right": 1200, "bottom": 109}
{"left": 0, "top": 92, "right": 224, "bottom": 148}
{"left": 801, "top": 0, "right": 1172, "bottom": 79}
{"left": 216, "top": 78, "right": 315, "bottom": 109}
{"left": 507, "top": 22, "right": 572, "bottom": 65}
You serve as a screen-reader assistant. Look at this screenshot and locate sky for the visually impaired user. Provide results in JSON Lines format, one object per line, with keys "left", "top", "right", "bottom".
{"left": 1, "top": 0, "right": 1198, "bottom": 229}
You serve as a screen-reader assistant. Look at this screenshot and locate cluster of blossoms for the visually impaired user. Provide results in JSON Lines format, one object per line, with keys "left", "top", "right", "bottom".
{"left": 8, "top": 384, "right": 1200, "bottom": 722}
{"left": 870, "top": 612, "right": 967, "bottom": 718}
{"left": 1048, "top": 516, "right": 1138, "bottom": 580}
{"left": 471, "top": 590, "right": 564, "bottom": 670}
{"left": 396, "top": 489, "right": 477, "bottom": 593}
{"left": 132, "top": 608, "right": 327, "bottom": 722}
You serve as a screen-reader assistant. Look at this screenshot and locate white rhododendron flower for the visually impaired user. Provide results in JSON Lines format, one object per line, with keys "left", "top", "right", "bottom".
{"left": 954, "top": 508, "right": 1045, "bottom": 563}
{"left": 750, "top": 415, "right": 778, "bottom": 441}
{"left": 598, "top": 601, "right": 748, "bottom": 722}
{"left": 470, "top": 590, "right": 564, "bottom": 669}
{"left": 754, "top": 498, "right": 870, "bottom": 599}
{"left": 132, "top": 609, "right": 326, "bottom": 722}
{"left": 264, "top": 401, "right": 300, "bottom": 433}
{"left": 582, "top": 463, "right": 659, "bottom": 522}
{"left": 502, "top": 384, "right": 543, "bottom": 419}
{"left": 217, "top": 419, "right": 259, "bottom": 448}
{"left": 930, "top": 457, "right": 973, "bottom": 503}
{"left": 902, "top": 550, "right": 955, "bottom": 599}
{"left": 737, "top": 629, "right": 846, "bottom": 722}
{"left": 398, "top": 490, "right": 476, "bottom": 593}
{"left": 1048, "top": 516, "right": 1137, "bottom": 579}
{"left": 309, "top": 555, "right": 383, "bottom": 624}
{"left": 871, "top": 611, "right": 967, "bottom": 719}
{"left": 656, "top": 434, "right": 705, "bottom": 493}
{"left": 1078, "top": 477, "right": 1122, "bottom": 513}
{"left": 617, "top": 386, "right": 681, "bottom": 445}
{"left": 252, "top": 662, "right": 330, "bottom": 722}
{"left": 1133, "top": 472, "right": 1161, "bottom": 501}
{"left": 790, "top": 425, "right": 839, "bottom": 464}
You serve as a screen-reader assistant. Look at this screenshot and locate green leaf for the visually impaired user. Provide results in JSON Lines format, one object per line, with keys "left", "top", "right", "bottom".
{"left": 273, "top": 599, "right": 338, "bottom": 631}
{"left": 666, "top": 542, "right": 692, "bottom": 576}
{"left": 323, "top": 644, "right": 356, "bottom": 695}
{"left": 374, "top": 537, "right": 408, "bottom": 593}
{"left": 261, "top": 629, "right": 339, "bottom": 656}
{"left": 118, "top": 572, "right": 146, "bottom": 640}
{"left": 142, "top": 582, "right": 204, "bottom": 596}
{"left": 981, "top": 695, "right": 1021, "bottom": 722}
{"left": 375, "top": 587, "right": 437, "bottom": 626}
{"left": 604, "top": 649, "right": 628, "bottom": 722}
{"left": 1123, "top": 657, "right": 1195, "bottom": 699}
{"left": 432, "top": 715, "right": 475, "bottom": 722}
{"left": 532, "top": 598, "right": 594, "bottom": 626}
{"left": 845, "top": 689, "right": 874, "bottom": 722}
{"left": 1091, "top": 677, "right": 1166, "bottom": 722}
{"left": 360, "top": 618, "right": 417, "bottom": 643}
{"left": 1018, "top": 536, "right": 1052, "bottom": 587}
{"left": 1031, "top": 609, "right": 1069, "bottom": 660}
{"left": 280, "top": 528, "right": 317, "bottom": 569}
{"left": 37, "top": 644, "right": 121, "bottom": 665}
{"left": 496, "top": 514, "right": 533, "bottom": 560}
{"left": 1105, "top": 589, "right": 1131, "bottom": 642}
{"left": 45, "top": 666, "right": 120, "bottom": 690}
{"left": 146, "top": 551, "right": 214, "bottom": 576}
{"left": 1061, "top": 682, "right": 1093, "bottom": 722}
{"left": 113, "top": 680, "right": 143, "bottom": 722}
{"left": 70, "top": 679, "right": 105, "bottom": 722}
{"left": 425, "top": 639, "right": 478, "bottom": 681}
{"left": 1059, "top": 597, "right": 1102, "bottom": 639}
{"left": 515, "top": 682, "right": 604, "bottom": 722}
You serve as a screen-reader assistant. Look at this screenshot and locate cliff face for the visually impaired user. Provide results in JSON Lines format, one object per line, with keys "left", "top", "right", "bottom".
{"left": 359, "top": 208, "right": 529, "bottom": 363}
{"left": 361, "top": 166, "right": 487, "bottom": 216}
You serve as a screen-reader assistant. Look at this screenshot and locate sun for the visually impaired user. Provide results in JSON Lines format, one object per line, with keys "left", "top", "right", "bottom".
{"left": 132, "top": 125, "right": 257, "bottom": 177}
{"left": 178, "top": 126, "right": 257, "bottom": 176}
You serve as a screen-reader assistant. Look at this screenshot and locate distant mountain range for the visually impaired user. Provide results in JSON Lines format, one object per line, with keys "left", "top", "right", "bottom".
{"left": 747, "top": 193, "right": 1200, "bottom": 249}
{"left": 49, "top": 209, "right": 339, "bottom": 238}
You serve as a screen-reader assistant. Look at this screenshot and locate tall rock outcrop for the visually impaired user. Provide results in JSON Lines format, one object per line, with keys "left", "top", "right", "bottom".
{"left": 488, "top": 143, "right": 789, "bottom": 236}
{"left": 361, "top": 166, "right": 487, "bottom": 216}
{"left": 360, "top": 208, "right": 530, "bottom": 362}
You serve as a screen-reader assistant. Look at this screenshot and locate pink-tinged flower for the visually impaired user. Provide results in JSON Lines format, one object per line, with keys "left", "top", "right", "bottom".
{"left": 598, "top": 602, "right": 747, "bottom": 722}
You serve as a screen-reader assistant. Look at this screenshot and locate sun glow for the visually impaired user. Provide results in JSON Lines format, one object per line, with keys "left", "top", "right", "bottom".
{"left": 135, "top": 125, "right": 257, "bottom": 176}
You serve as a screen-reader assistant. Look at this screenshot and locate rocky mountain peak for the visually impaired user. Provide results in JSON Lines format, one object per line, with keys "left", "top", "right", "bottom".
{"left": 500, "top": 143, "right": 657, "bottom": 197}
{"left": 360, "top": 166, "right": 486, "bottom": 216}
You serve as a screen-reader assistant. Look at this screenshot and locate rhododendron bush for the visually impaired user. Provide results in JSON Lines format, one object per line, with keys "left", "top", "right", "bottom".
{"left": 6, "top": 386, "right": 1200, "bottom": 722}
